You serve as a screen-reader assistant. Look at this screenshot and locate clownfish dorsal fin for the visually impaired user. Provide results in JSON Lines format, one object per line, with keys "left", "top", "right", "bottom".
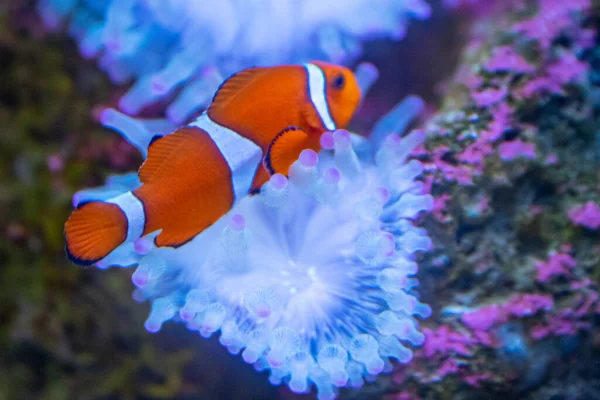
{"left": 264, "top": 126, "right": 310, "bottom": 176}
{"left": 208, "top": 66, "right": 267, "bottom": 115}
{"left": 139, "top": 127, "right": 202, "bottom": 184}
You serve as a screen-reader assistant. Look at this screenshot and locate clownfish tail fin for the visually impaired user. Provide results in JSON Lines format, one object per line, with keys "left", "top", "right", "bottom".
{"left": 64, "top": 201, "right": 128, "bottom": 266}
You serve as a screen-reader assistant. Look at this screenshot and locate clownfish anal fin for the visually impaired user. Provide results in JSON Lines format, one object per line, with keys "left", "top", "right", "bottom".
{"left": 139, "top": 127, "right": 201, "bottom": 184}
{"left": 209, "top": 67, "right": 266, "bottom": 115}
{"left": 155, "top": 228, "right": 198, "bottom": 248}
{"left": 264, "top": 126, "right": 310, "bottom": 176}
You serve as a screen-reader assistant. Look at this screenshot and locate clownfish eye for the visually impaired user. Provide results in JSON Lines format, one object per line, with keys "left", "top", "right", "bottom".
{"left": 332, "top": 74, "right": 345, "bottom": 90}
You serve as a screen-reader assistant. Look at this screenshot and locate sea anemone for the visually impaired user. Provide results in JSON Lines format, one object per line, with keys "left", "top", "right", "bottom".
{"left": 71, "top": 68, "right": 433, "bottom": 398}
{"left": 37, "top": 0, "right": 431, "bottom": 122}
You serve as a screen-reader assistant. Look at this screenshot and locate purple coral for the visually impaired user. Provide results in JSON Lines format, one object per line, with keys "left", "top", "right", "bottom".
{"left": 513, "top": 0, "right": 591, "bottom": 50}
{"left": 568, "top": 201, "right": 600, "bottom": 230}
{"left": 471, "top": 87, "right": 508, "bottom": 108}
{"left": 422, "top": 326, "right": 473, "bottom": 357}
{"left": 535, "top": 251, "right": 577, "bottom": 282}
{"left": 484, "top": 46, "right": 536, "bottom": 74}
{"left": 460, "top": 294, "right": 555, "bottom": 341}
{"left": 461, "top": 304, "right": 506, "bottom": 331}
{"left": 497, "top": 140, "right": 537, "bottom": 161}
{"left": 504, "top": 294, "right": 554, "bottom": 317}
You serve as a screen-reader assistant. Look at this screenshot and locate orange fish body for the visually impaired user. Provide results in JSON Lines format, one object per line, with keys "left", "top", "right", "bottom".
{"left": 65, "top": 62, "right": 361, "bottom": 265}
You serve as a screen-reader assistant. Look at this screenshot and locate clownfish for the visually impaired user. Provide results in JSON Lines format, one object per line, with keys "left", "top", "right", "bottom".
{"left": 65, "top": 62, "right": 361, "bottom": 265}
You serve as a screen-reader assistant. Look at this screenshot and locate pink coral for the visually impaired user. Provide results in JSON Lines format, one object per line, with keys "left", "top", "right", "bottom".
{"left": 574, "top": 290, "right": 600, "bottom": 316}
{"left": 547, "top": 52, "right": 588, "bottom": 84}
{"left": 518, "top": 76, "right": 563, "bottom": 98}
{"left": 497, "top": 140, "right": 536, "bottom": 161}
{"left": 514, "top": 14, "right": 571, "bottom": 50}
{"left": 458, "top": 139, "right": 494, "bottom": 165}
{"left": 461, "top": 294, "right": 554, "bottom": 336}
{"left": 461, "top": 304, "right": 507, "bottom": 331}
{"left": 535, "top": 251, "right": 577, "bottom": 282}
{"left": 568, "top": 201, "right": 600, "bottom": 229}
{"left": 422, "top": 326, "right": 474, "bottom": 357}
{"left": 519, "top": 53, "right": 589, "bottom": 98}
{"left": 480, "top": 103, "right": 514, "bottom": 143}
{"left": 430, "top": 146, "right": 477, "bottom": 185}
{"left": 504, "top": 294, "right": 554, "bottom": 317}
{"left": 460, "top": 289, "right": 595, "bottom": 343}
{"left": 484, "top": 46, "right": 535, "bottom": 74}
{"left": 472, "top": 87, "right": 507, "bottom": 107}
{"left": 513, "top": 0, "right": 591, "bottom": 50}
{"left": 530, "top": 324, "right": 551, "bottom": 339}
{"left": 432, "top": 194, "right": 452, "bottom": 222}
{"left": 540, "top": 0, "right": 590, "bottom": 14}
{"left": 434, "top": 359, "right": 461, "bottom": 380}
{"left": 531, "top": 311, "right": 592, "bottom": 339}
{"left": 471, "top": 330, "right": 495, "bottom": 346}
{"left": 464, "top": 373, "right": 492, "bottom": 387}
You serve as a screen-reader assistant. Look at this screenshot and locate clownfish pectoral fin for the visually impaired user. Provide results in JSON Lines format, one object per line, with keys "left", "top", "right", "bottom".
{"left": 65, "top": 201, "right": 128, "bottom": 265}
{"left": 264, "top": 126, "right": 311, "bottom": 176}
{"left": 208, "top": 67, "right": 267, "bottom": 115}
{"left": 302, "top": 106, "right": 328, "bottom": 132}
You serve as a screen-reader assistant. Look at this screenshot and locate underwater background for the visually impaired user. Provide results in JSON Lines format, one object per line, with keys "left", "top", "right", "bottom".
{"left": 1, "top": 0, "right": 599, "bottom": 399}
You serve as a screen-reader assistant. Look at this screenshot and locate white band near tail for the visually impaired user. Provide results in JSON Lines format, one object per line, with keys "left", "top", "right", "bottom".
{"left": 305, "top": 63, "right": 336, "bottom": 131}
{"left": 106, "top": 192, "right": 145, "bottom": 243}
{"left": 191, "top": 113, "right": 263, "bottom": 200}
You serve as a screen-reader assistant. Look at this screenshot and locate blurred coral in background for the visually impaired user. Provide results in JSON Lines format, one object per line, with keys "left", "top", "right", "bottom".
{"left": 37, "top": 0, "right": 431, "bottom": 123}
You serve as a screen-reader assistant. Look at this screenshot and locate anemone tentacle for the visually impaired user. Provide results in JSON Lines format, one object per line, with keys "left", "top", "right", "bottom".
{"left": 38, "top": 0, "right": 431, "bottom": 122}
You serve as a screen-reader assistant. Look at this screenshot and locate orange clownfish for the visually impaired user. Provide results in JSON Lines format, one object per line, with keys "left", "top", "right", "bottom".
{"left": 65, "top": 62, "right": 361, "bottom": 265}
